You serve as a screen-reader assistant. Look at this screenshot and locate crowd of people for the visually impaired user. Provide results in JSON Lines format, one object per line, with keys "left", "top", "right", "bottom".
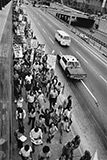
{"left": 12, "top": 1, "right": 92, "bottom": 160}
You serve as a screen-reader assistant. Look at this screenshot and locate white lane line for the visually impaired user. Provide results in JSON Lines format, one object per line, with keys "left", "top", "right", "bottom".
{"left": 37, "top": 22, "right": 40, "bottom": 26}
{"left": 42, "top": 28, "right": 46, "bottom": 33}
{"left": 60, "top": 51, "right": 63, "bottom": 54}
{"left": 100, "top": 75, "right": 107, "bottom": 83}
{"left": 49, "top": 37, "right": 54, "bottom": 44}
{"left": 48, "top": 23, "right": 51, "bottom": 27}
{"left": 43, "top": 19, "right": 46, "bottom": 22}
{"left": 71, "top": 35, "right": 107, "bottom": 66}
{"left": 45, "top": 15, "right": 107, "bottom": 66}
{"left": 76, "top": 51, "right": 88, "bottom": 63}
{"left": 81, "top": 80, "right": 98, "bottom": 103}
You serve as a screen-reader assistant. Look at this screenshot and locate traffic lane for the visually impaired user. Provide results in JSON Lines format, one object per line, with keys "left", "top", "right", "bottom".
{"left": 30, "top": 6, "right": 107, "bottom": 76}
{"left": 28, "top": 7, "right": 107, "bottom": 94}
{"left": 25, "top": 5, "right": 107, "bottom": 159}
{"left": 55, "top": 63, "right": 107, "bottom": 160}
{"left": 27, "top": 6, "right": 107, "bottom": 109}
{"left": 27, "top": 6, "right": 107, "bottom": 130}
{"left": 33, "top": 6, "right": 107, "bottom": 62}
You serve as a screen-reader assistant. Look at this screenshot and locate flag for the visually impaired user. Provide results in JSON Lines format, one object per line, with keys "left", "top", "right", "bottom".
{"left": 92, "top": 150, "right": 98, "bottom": 160}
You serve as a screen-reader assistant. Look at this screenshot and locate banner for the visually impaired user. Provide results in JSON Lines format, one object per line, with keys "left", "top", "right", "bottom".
{"left": 47, "top": 52, "right": 56, "bottom": 69}
{"left": 13, "top": 44, "right": 23, "bottom": 58}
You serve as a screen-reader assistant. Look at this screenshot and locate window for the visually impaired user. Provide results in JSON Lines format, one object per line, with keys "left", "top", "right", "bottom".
{"left": 62, "top": 57, "right": 67, "bottom": 65}
{"left": 64, "top": 36, "right": 70, "bottom": 40}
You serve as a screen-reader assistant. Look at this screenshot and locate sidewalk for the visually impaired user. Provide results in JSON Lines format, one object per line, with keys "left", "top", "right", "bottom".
{"left": 12, "top": 4, "right": 82, "bottom": 160}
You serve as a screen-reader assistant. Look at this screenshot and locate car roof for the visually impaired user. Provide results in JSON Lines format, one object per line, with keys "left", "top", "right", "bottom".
{"left": 64, "top": 55, "right": 79, "bottom": 62}
{"left": 57, "top": 30, "right": 70, "bottom": 37}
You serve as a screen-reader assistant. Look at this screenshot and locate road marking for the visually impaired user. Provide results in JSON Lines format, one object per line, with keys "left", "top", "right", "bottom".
{"left": 100, "top": 75, "right": 107, "bottom": 84}
{"left": 44, "top": 14, "right": 107, "bottom": 66}
{"left": 43, "top": 19, "right": 46, "bottom": 22}
{"left": 42, "top": 28, "right": 46, "bottom": 33}
{"left": 60, "top": 51, "right": 63, "bottom": 55}
{"left": 37, "top": 22, "right": 40, "bottom": 26}
{"left": 76, "top": 51, "right": 88, "bottom": 63}
{"left": 49, "top": 37, "right": 54, "bottom": 44}
{"left": 48, "top": 23, "right": 51, "bottom": 27}
{"left": 74, "top": 38, "right": 107, "bottom": 67}
{"left": 81, "top": 80, "right": 98, "bottom": 103}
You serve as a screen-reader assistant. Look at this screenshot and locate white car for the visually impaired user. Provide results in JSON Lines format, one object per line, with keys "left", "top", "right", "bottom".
{"left": 57, "top": 53, "right": 87, "bottom": 80}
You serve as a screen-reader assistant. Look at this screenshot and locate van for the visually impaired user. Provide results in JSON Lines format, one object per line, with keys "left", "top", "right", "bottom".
{"left": 55, "top": 30, "right": 71, "bottom": 46}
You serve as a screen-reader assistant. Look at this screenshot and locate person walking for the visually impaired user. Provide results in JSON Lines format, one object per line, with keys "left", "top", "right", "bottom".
{"left": 16, "top": 107, "right": 26, "bottom": 131}
{"left": 19, "top": 144, "right": 32, "bottom": 160}
{"left": 27, "top": 91, "right": 35, "bottom": 113}
{"left": 62, "top": 95, "right": 73, "bottom": 112}
{"left": 28, "top": 106, "right": 36, "bottom": 129}
{"left": 49, "top": 87, "right": 58, "bottom": 111}
{"left": 79, "top": 150, "right": 92, "bottom": 160}
{"left": 30, "top": 126, "right": 43, "bottom": 153}
{"left": 63, "top": 106, "right": 73, "bottom": 132}
{"left": 46, "top": 122, "right": 58, "bottom": 143}
{"left": 38, "top": 145, "right": 51, "bottom": 160}
{"left": 59, "top": 141, "right": 73, "bottom": 160}
{"left": 71, "top": 135, "right": 81, "bottom": 150}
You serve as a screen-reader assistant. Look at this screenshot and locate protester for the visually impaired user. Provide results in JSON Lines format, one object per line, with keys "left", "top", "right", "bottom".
{"left": 63, "top": 105, "right": 73, "bottom": 132}
{"left": 46, "top": 122, "right": 58, "bottom": 143}
{"left": 19, "top": 144, "right": 32, "bottom": 160}
{"left": 16, "top": 107, "right": 26, "bottom": 131}
{"left": 27, "top": 91, "right": 35, "bottom": 113}
{"left": 59, "top": 141, "right": 74, "bottom": 160}
{"left": 62, "top": 95, "right": 73, "bottom": 111}
{"left": 80, "top": 150, "right": 92, "bottom": 160}
{"left": 49, "top": 87, "right": 58, "bottom": 111}
{"left": 38, "top": 145, "right": 51, "bottom": 160}
{"left": 71, "top": 135, "right": 81, "bottom": 150}
{"left": 37, "top": 114, "right": 47, "bottom": 134}
{"left": 28, "top": 106, "right": 36, "bottom": 129}
{"left": 30, "top": 126, "right": 43, "bottom": 152}
{"left": 41, "top": 108, "right": 53, "bottom": 128}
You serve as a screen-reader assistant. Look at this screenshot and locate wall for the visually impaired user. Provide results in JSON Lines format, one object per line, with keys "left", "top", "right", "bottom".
{"left": 0, "top": 2, "right": 12, "bottom": 160}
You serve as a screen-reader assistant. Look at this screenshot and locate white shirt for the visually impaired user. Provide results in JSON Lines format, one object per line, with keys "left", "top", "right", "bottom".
{"left": 64, "top": 109, "right": 72, "bottom": 120}
{"left": 50, "top": 89, "right": 58, "bottom": 98}
{"left": 19, "top": 146, "right": 32, "bottom": 157}
{"left": 30, "top": 128, "right": 43, "bottom": 140}
{"left": 25, "top": 75, "right": 32, "bottom": 83}
{"left": 16, "top": 109, "right": 26, "bottom": 120}
{"left": 27, "top": 94, "right": 35, "bottom": 103}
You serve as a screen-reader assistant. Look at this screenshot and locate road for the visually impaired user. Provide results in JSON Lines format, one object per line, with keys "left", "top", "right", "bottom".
{"left": 24, "top": 4, "right": 107, "bottom": 160}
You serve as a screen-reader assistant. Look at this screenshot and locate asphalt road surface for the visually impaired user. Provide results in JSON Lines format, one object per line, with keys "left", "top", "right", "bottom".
{"left": 24, "top": 3, "right": 107, "bottom": 160}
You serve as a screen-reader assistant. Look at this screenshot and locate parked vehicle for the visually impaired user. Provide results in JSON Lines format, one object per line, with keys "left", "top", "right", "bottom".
{"left": 57, "top": 53, "right": 87, "bottom": 80}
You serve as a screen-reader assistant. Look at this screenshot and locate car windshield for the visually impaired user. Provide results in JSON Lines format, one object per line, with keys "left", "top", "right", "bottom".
{"left": 68, "top": 61, "right": 80, "bottom": 68}
{"left": 64, "top": 36, "right": 70, "bottom": 40}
